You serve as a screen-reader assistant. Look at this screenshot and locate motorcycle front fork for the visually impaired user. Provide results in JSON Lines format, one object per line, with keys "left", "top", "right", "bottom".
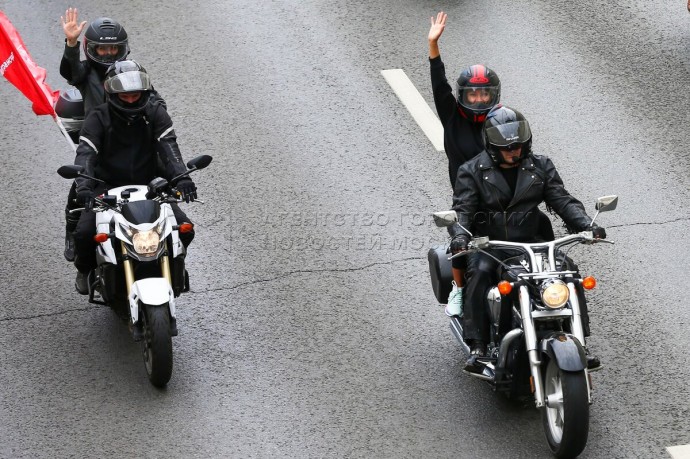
{"left": 120, "top": 241, "right": 173, "bottom": 297}
{"left": 518, "top": 285, "right": 545, "bottom": 407}
{"left": 521, "top": 282, "right": 592, "bottom": 408}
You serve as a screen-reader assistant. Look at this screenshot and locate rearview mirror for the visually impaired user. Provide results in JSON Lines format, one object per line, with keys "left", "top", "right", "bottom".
{"left": 432, "top": 211, "right": 458, "bottom": 228}
{"left": 57, "top": 165, "right": 84, "bottom": 179}
{"left": 595, "top": 195, "right": 618, "bottom": 212}
{"left": 187, "top": 155, "right": 213, "bottom": 171}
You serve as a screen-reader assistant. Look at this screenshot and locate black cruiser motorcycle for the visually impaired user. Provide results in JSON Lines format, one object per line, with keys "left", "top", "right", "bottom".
{"left": 428, "top": 196, "right": 617, "bottom": 458}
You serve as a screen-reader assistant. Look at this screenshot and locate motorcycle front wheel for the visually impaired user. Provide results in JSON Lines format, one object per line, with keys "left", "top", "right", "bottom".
{"left": 141, "top": 304, "right": 173, "bottom": 387}
{"left": 541, "top": 358, "right": 589, "bottom": 458}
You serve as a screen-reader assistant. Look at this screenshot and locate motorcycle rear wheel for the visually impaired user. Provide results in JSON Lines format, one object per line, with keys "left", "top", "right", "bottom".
{"left": 541, "top": 358, "right": 589, "bottom": 458}
{"left": 141, "top": 304, "right": 173, "bottom": 387}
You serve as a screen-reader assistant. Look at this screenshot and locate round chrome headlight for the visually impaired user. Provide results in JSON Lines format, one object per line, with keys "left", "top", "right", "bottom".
{"left": 541, "top": 280, "right": 570, "bottom": 309}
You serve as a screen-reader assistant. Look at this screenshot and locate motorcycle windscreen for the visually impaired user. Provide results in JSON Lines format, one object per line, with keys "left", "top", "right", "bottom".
{"left": 121, "top": 200, "right": 161, "bottom": 224}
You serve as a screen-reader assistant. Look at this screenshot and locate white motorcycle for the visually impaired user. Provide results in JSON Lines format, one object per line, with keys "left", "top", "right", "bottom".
{"left": 429, "top": 196, "right": 617, "bottom": 458}
{"left": 58, "top": 155, "right": 212, "bottom": 387}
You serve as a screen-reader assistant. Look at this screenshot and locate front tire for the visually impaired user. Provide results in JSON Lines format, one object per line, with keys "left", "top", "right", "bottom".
{"left": 541, "top": 357, "right": 589, "bottom": 458}
{"left": 141, "top": 304, "right": 173, "bottom": 387}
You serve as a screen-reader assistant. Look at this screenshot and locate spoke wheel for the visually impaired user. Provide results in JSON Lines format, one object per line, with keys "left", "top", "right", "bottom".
{"left": 541, "top": 358, "right": 589, "bottom": 458}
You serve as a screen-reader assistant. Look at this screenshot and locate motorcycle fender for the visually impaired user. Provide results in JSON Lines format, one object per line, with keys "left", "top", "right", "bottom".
{"left": 540, "top": 333, "right": 586, "bottom": 372}
{"left": 128, "top": 278, "right": 177, "bottom": 323}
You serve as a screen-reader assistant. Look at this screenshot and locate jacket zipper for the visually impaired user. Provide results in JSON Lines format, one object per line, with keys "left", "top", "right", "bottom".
{"left": 502, "top": 170, "right": 536, "bottom": 240}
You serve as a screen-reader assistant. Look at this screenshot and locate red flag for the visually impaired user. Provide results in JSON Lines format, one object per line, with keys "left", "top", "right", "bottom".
{"left": 0, "top": 11, "right": 58, "bottom": 117}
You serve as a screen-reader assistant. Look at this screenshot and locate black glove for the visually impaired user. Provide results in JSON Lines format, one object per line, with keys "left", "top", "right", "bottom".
{"left": 176, "top": 178, "right": 197, "bottom": 203}
{"left": 592, "top": 225, "right": 606, "bottom": 239}
{"left": 75, "top": 187, "right": 95, "bottom": 211}
{"left": 450, "top": 234, "right": 470, "bottom": 253}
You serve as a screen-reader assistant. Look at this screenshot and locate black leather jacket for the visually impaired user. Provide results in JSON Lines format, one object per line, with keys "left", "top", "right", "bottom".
{"left": 74, "top": 100, "right": 187, "bottom": 191}
{"left": 451, "top": 151, "right": 592, "bottom": 242}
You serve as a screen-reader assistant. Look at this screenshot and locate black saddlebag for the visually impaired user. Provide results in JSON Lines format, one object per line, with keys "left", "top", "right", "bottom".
{"left": 428, "top": 245, "right": 453, "bottom": 304}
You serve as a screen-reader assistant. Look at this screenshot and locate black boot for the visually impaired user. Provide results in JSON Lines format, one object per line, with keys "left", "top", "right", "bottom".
{"left": 75, "top": 271, "right": 89, "bottom": 295}
{"left": 586, "top": 349, "right": 602, "bottom": 371}
{"left": 463, "top": 340, "right": 487, "bottom": 374}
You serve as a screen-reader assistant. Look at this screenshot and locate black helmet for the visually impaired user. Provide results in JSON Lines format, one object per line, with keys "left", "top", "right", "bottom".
{"left": 456, "top": 65, "right": 501, "bottom": 123}
{"left": 483, "top": 106, "right": 532, "bottom": 164}
{"left": 104, "top": 60, "right": 151, "bottom": 119}
{"left": 83, "top": 18, "right": 130, "bottom": 69}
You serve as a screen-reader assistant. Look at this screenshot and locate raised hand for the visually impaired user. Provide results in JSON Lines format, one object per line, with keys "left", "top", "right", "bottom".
{"left": 60, "top": 7, "right": 87, "bottom": 47}
{"left": 428, "top": 11, "right": 447, "bottom": 43}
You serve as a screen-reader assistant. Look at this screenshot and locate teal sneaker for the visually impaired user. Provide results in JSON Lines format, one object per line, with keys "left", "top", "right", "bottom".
{"left": 445, "top": 281, "right": 463, "bottom": 317}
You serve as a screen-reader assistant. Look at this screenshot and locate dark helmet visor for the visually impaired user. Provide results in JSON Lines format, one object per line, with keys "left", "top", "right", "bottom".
{"left": 104, "top": 71, "right": 152, "bottom": 94}
{"left": 485, "top": 120, "right": 531, "bottom": 148}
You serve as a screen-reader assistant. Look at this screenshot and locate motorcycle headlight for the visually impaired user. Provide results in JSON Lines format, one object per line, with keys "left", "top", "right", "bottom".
{"left": 132, "top": 228, "right": 161, "bottom": 256}
{"left": 541, "top": 280, "right": 570, "bottom": 309}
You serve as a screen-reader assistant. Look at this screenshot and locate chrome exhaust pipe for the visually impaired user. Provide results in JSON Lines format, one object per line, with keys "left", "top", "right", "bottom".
{"left": 449, "top": 316, "right": 470, "bottom": 356}
{"left": 463, "top": 370, "right": 494, "bottom": 381}
{"left": 496, "top": 328, "right": 524, "bottom": 370}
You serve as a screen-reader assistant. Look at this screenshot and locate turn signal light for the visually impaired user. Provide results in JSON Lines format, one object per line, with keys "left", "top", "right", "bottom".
{"left": 179, "top": 223, "right": 194, "bottom": 233}
{"left": 497, "top": 281, "right": 512, "bottom": 295}
{"left": 582, "top": 276, "right": 597, "bottom": 290}
{"left": 93, "top": 233, "right": 109, "bottom": 243}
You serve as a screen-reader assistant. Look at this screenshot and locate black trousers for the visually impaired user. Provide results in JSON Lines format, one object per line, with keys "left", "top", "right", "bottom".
{"left": 462, "top": 249, "right": 591, "bottom": 344}
{"left": 73, "top": 185, "right": 194, "bottom": 273}
{"left": 65, "top": 182, "right": 80, "bottom": 232}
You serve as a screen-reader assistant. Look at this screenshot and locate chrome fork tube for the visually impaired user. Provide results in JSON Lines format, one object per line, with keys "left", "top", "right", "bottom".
{"left": 567, "top": 282, "right": 586, "bottom": 345}
{"left": 519, "top": 284, "right": 544, "bottom": 407}
{"left": 160, "top": 241, "right": 172, "bottom": 284}
{"left": 121, "top": 241, "right": 135, "bottom": 296}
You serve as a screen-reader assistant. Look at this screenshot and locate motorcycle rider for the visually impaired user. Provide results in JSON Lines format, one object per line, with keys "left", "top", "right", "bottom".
{"left": 71, "top": 60, "right": 196, "bottom": 294}
{"left": 427, "top": 11, "right": 554, "bottom": 317}
{"left": 59, "top": 9, "right": 167, "bottom": 262}
{"left": 449, "top": 106, "right": 605, "bottom": 372}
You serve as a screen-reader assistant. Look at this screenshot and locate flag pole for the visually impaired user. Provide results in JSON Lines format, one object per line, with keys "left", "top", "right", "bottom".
{"left": 54, "top": 115, "right": 77, "bottom": 153}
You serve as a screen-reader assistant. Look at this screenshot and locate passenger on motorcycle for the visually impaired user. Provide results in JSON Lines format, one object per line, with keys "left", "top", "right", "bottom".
{"left": 59, "top": 9, "right": 166, "bottom": 262}
{"left": 448, "top": 106, "right": 606, "bottom": 372}
{"left": 60, "top": 9, "right": 130, "bottom": 112}
{"left": 71, "top": 60, "right": 196, "bottom": 294}
{"left": 427, "top": 11, "right": 554, "bottom": 316}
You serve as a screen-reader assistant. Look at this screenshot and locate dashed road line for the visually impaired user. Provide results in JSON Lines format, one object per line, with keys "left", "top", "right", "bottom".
{"left": 668, "top": 444, "right": 690, "bottom": 458}
{"left": 381, "top": 68, "right": 444, "bottom": 152}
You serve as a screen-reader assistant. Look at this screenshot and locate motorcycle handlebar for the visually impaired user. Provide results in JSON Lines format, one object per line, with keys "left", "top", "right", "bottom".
{"left": 449, "top": 231, "right": 613, "bottom": 259}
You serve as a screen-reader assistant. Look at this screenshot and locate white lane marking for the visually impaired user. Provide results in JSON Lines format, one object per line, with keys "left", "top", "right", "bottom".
{"left": 668, "top": 444, "right": 690, "bottom": 458}
{"left": 381, "top": 69, "right": 444, "bottom": 152}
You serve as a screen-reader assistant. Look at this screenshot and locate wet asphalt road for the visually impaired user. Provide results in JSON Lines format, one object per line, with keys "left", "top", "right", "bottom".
{"left": 1, "top": 1, "right": 690, "bottom": 458}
